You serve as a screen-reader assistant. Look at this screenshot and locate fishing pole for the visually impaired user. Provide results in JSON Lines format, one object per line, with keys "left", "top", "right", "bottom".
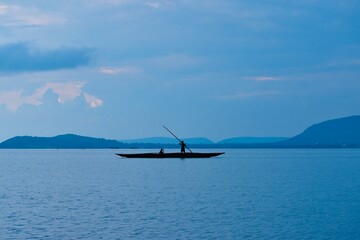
{"left": 163, "top": 125, "right": 193, "bottom": 153}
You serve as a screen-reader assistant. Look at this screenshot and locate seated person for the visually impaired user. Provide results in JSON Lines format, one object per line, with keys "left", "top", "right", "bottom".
{"left": 159, "top": 148, "right": 164, "bottom": 154}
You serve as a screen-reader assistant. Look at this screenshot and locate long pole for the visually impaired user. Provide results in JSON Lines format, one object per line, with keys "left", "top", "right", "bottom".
{"left": 163, "top": 125, "right": 193, "bottom": 153}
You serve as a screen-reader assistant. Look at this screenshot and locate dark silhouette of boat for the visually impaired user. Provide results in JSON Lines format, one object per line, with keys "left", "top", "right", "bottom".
{"left": 116, "top": 152, "right": 224, "bottom": 158}
{"left": 117, "top": 126, "right": 225, "bottom": 158}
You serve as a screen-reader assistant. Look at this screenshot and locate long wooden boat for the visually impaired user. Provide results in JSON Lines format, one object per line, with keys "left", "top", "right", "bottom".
{"left": 116, "top": 152, "right": 224, "bottom": 159}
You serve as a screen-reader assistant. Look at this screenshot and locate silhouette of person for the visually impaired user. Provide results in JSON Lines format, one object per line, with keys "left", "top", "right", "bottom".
{"left": 159, "top": 148, "right": 164, "bottom": 154}
{"left": 180, "top": 141, "right": 186, "bottom": 154}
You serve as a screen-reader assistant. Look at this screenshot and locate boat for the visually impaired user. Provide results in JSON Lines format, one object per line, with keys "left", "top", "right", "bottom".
{"left": 117, "top": 126, "right": 225, "bottom": 159}
{"left": 116, "top": 152, "right": 224, "bottom": 158}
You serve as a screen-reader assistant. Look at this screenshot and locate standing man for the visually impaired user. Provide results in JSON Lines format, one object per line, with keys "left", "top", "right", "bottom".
{"left": 180, "top": 141, "right": 186, "bottom": 154}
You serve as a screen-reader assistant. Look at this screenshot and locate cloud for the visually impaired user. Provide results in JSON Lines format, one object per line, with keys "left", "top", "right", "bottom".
{"left": 84, "top": 93, "right": 103, "bottom": 108}
{"left": 0, "top": 82, "right": 102, "bottom": 112}
{"left": 220, "top": 91, "right": 280, "bottom": 100}
{"left": 0, "top": 91, "right": 31, "bottom": 112}
{"left": 41, "top": 82, "right": 85, "bottom": 103}
{"left": 0, "top": 42, "right": 93, "bottom": 73}
{"left": 147, "top": 2, "right": 160, "bottom": 9}
{"left": 0, "top": 5, "right": 9, "bottom": 14}
{"left": 0, "top": 4, "right": 64, "bottom": 27}
{"left": 89, "top": 0, "right": 135, "bottom": 6}
{"left": 98, "top": 66, "right": 140, "bottom": 75}
{"left": 89, "top": 0, "right": 173, "bottom": 10}
{"left": 242, "top": 76, "right": 282, "bottom": 81}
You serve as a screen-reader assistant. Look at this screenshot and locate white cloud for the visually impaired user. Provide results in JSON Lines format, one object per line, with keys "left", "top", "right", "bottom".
{"left": 0, "top": 4, "right": 64, "bottom": 27}
{"left": 45, "top": 82, "right": 85, "bottom": 103}
{"left": 99, "top": 66, "right": 141, "bottom": 75}
{"left": 0, "top": 5, "right": 9, "bottom": 15}
{"left": 0, "top": 89, "right": 44, "bottom": 112}
{"left": 219, "top": 91, "right": 280, "bottom": 100}
{"left": 147, "top": 2, "right": 160, "bottom": 9}
{"left": 242, "top": 76, "right": 282, "bottom": 81}
{"left": 20, "top": 15, "right": 64, "bottom": 26}
{"left": 0, "top": 82, "right": 103, "bottom": 112}
{"left": 0, "top": 91, "right": 25, "bottom": 112}
{"left": 89, "top": 0, "right": 133, "bottom": 6}
{"left": 84, "top": 93, "right": 103, "bottom": 108}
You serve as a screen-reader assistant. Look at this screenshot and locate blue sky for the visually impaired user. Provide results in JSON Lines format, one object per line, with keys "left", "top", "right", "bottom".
{"left": 0, "top": 0, "right": 359, "bottom": 141}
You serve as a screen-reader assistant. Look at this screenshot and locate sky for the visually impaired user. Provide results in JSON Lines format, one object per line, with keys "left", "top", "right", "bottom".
{"left": 0, "top": 0, "right": 359, "bottom": 142}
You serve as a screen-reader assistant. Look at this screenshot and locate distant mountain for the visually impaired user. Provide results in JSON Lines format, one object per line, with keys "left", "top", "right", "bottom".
{"left": 120, "top": 137, "right": 214, "bottom": 144}
{"left": 120, "top": 137, "right": 178, "bottom": 144}
{"left": 0, "top": 134, "right": 122, "bottom": 149}
{"left": 184, "top": 138, "right": 214, "bottom": 144}
{"left": 1, "top": 116, "right": 359, "bottom": 148}
{"left": 0, "top": 134, "right": 213, "bottom": 149}
{"left": 280, "top": 115, "right": 360, "bottom": 147}
{"left": 218, "top": 137, "right": 288, "bottom": 144}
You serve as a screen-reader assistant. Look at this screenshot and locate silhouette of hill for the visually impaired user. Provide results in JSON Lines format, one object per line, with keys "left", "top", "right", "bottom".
{"left": 280, "top": 115, "right": 360, "bottom": 147}
{"left": 120, "top": 137, "right": 214, "bottom": 144}
{"left": 0, "top": 134, "right": 122, "bottom": 149}
{"left": 1, "top": 116, "right": 359, "bottom": 148}
{"left": 120, "top": 137, "right": 178, "bottom": 144}
{"left": 218, "top": 137, "right": 288, "bottom": 144}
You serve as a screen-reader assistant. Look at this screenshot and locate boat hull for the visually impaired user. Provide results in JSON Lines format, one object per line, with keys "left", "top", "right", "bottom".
{"left": 116, "top": 152, "right": 224, "bottom": 158}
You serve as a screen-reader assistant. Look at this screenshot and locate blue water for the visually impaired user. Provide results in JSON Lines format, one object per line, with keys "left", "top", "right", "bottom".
{"left": 1, "top": 149, "right": 359, "bottom": 239}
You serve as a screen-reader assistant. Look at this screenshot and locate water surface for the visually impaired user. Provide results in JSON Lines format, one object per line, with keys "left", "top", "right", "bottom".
{"left": 1, "top": 149, "right": 359, "bottom": 239}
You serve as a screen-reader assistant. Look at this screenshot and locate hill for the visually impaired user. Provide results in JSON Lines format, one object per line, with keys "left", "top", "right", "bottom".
{"left": 218, "top": 137, "right": 288, "bottom": 144}
{"left": 280, "top": 115, "right": 360, "bottom": 147}
{"left": 1, "top": 116, "right": 360, "bottom": 148}
{"left": 0, "top": 134, "right": 122, "bottom": 149}
{"left": 120, "top": 137, "right": 214, "bottom": 144}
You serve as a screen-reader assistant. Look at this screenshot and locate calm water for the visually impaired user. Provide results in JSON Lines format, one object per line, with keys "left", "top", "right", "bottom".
{"left": 1, "top": 149, "right": 359, "bottom": 239}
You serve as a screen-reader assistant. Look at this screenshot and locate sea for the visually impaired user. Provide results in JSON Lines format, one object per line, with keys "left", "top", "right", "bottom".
{"left": 1, "top": 149, "right": 359, "bottom": 239}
